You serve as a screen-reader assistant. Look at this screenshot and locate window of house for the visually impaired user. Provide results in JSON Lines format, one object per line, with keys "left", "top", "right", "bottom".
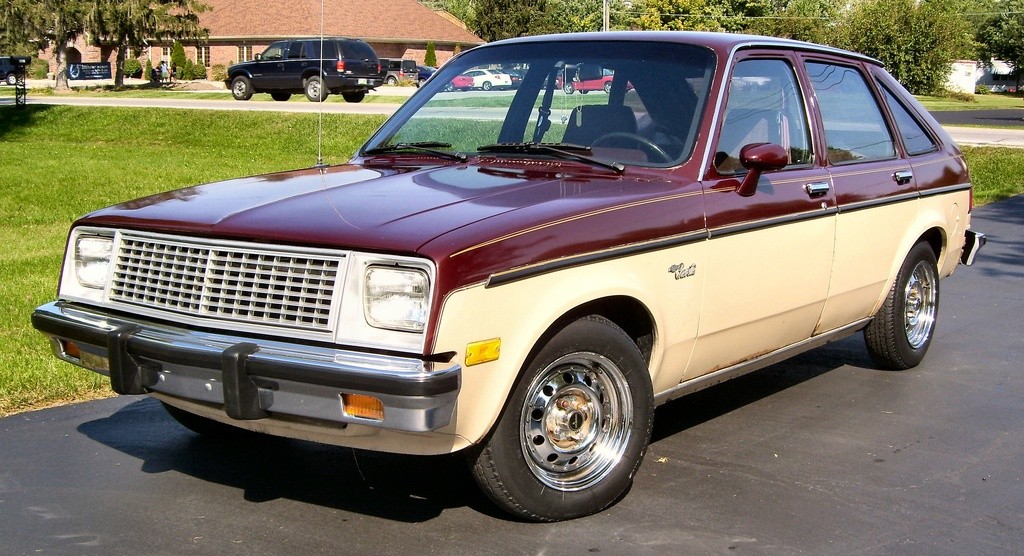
{"left": 161, "top": 46, "right": 171, "bottom": 61}
{"left": 237, "top": 46, "right": 253, "bottom": 63}
{"left": 715, "top": 58, "right": 813, "bottom": 174}
{"left": 197, "top": 46, "right": 210, "bottom": 67}
{"left": 805, "top": 61, "right": 895, "bottom": 164}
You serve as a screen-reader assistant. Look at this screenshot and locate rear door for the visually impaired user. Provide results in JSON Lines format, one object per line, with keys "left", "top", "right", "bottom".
{"left": 803, "top": 58, "right": 916, "bottom": 332}
{"left": 690, "top": 53, "right": 836, "bottom": 378}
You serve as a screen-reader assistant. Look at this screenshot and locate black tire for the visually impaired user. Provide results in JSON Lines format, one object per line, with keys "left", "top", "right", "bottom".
{"left": 304, "top": 75, "right": 327, "bottom": 102}
{"left": 444, "top": 83, "right": 454, "bottom": 92}
{"left": 470, "top": 316, "right": 653, "bottom": 521}
{"left": 563, "top": 82, "right": 574, "bottom": 94}
{"left": 270, "top": 92, "right": 291, "bottom": 102}
{"left": 161, "top": 402, "right": 250, "bottom": 439}
{"left": 5, "top": 73, "right": 16, "bottom": 86}
{"left": 230, "top": 76, "right": 253, "bottom": 100}
{"left": 482, "top": 81, "right": 492, "bottom": 91}
{"left": 342, "top": 91, "right": 366, "bottom": 103}
{"left": 603, "top": 81, "right": 612, "bottom": 94}
{"left": 386, "top": 75, "right": 397, "bottom": 85}
{"left": 580, "top": 89, "right": 589, "bottom": 95}
{"left": 864, "top": 242, "right": 940, "bottom": 370}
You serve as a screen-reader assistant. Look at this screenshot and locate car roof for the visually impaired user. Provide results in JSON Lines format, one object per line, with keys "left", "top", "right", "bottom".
{"left": 482, "top": 31, "right": 881, "bottom": 66}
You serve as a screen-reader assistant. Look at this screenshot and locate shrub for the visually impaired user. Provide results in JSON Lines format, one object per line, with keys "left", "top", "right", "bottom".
{"left": 975, "top": 85, "right": 991, "bottom": 95}
{"left": 425, "top": 42, "right": 437, "bottom": 67}
{"left": 123, "top": 58, "right": 142, "bottom": 78}
{"left": 171, "top": 41, "right": 187, "bottom": 73}
{"left": 940, "top": 88, "right": 976, "bottom": 102}
{"left": 30, "top": 58, "right": 48, "bottom": 79}
{"left": 211, "top": 64, "right": 228, "bottom": 82}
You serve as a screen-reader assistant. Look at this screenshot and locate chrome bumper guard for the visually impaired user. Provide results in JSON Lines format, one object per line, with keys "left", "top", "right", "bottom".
{"left": 961, "top": 230, "right": 986, "bottom": 266}
{"left": 32, "top": 301, "right": 460, "bottom": 432}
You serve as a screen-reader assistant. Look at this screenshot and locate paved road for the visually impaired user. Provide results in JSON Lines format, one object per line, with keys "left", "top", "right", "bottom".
{"left": 1, "top": 198, "right": 1021, "bottom": 554}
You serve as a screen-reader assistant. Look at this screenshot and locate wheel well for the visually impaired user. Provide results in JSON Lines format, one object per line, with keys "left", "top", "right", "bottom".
{"left": 918, "top": 227, "right": 944, "bottom": 260}
{"left": 547, "top": 296, "right": 655, "bottom": 365}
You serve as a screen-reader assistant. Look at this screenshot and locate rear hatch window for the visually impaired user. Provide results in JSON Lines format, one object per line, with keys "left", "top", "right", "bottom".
{"left": 339, "top": 40, "right": 380, "bottom": 76}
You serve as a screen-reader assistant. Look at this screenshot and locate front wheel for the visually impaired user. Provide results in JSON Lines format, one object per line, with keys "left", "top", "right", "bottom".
{"left": 864, "top": 242, "right": 940, "bottom": 369}
{"left": 5, "top": 73, "right": 16, "bottom": 85}
{"left": 470, "top": 316, "right": 653, "bottom": 521}
{"left": 230, "top": 76, "right": 253, "bottom": 100}
{"left": 481, "top": 81, "right": 492, "bottom": 91}
{"left": 304, "top": 76, "right": 327, "bottom": 102}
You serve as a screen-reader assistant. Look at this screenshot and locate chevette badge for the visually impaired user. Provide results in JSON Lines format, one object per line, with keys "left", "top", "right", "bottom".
{"left": 669, "top": 263, "right": 697, "bottom": 280}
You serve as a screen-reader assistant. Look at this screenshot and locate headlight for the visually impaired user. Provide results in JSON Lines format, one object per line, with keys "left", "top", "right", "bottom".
{"left": 363, "top": 266, "right": 429, "bottom": 332}
{"left": 74, "top": 235, "right": 114, "bottom": 289}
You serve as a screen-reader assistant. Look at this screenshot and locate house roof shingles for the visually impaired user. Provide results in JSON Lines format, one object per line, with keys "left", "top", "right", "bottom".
{"left": 200, "top": 0, "right": 483, "bottom": 46}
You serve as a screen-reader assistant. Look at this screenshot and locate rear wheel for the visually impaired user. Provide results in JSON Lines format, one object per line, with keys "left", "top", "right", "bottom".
{"left": 470, "top": 316, "right": 653, "bottom": 521}
{"left": 386, "top": 75, "right": 398, "bottom": 85}
{"left": 563, "top": 82, "right": 574, "bottom": 94}
{"left": 304, "top": 76, "right": 327, "bottom": 102}
{"left": 230, "top": 76, "right": 253, "bottom": 100}
{"left": 482, "top": 81, "right": 492, "bottom": 91}
{"left": 342, "top": 91, "right": 366, "bottom": 103}
{"left": 603, "top": 81, "right": 612, "bottom": 93}
{"left": 270, "top": 92, "right": 291, "bottom": 102}
{"left": 5, "top": 73, "right": 16, "bottom": 85}
{"left": 865, "top": 242, "right": 940, "bottom": 369}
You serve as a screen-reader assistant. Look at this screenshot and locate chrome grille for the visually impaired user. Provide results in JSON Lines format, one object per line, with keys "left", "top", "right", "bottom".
{"left": 109, "top": 234, "right": 343, "bottom": 333}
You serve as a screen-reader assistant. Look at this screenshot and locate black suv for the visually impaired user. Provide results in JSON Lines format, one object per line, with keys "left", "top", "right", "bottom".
{"left": 1, "top": 56, "right": 20, "bottom": 85}
{"left": 226, "top": 38, "right": 383, "bottom": 102}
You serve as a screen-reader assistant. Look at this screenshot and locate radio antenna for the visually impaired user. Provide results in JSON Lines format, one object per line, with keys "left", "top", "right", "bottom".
{"left": 315, "top": 0, "right": 326, "bottom": 168}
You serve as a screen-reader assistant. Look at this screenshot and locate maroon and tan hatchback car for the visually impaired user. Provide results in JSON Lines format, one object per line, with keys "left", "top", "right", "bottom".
{"left": 33, "top": 32, "right": 984, "bottom": 521}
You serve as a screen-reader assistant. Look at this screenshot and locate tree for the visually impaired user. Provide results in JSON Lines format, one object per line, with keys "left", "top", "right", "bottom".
{"left": 0, "top": 0, "right": 40, "bottom": 54}
{"left": 545, "top": 0, "right": 635, "bottom": 32}
{"left": 833, "top": 0, "right": 975, "bottom": 94}
{"left": 474, "top": 0, "right": 555, "bottom": 41}
{"left": 88, "top": 0, "right": 208, "bottom": 88}
{"left": 748, "top": 0, "right": 841, "bottom": 43}
{"left": 632, "top": 0, "right": 773, "bottom": 32}
{"left": 979, "top": 0, "right": 1024, "bottom": 91}
{"left": 425, "top": 41, "right": 437, "bottom": 67}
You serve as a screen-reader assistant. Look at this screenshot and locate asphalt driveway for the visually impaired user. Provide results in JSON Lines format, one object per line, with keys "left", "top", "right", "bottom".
{"left": 1, "top": 198, "right": 1022, "bottom": 554}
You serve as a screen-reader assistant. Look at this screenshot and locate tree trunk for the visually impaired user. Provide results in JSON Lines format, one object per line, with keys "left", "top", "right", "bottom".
{"left": 114, "top": 43, "right": 126, "bottom": 88}
{"left": 54, "top": 44, "right": 69, "bottom": 91}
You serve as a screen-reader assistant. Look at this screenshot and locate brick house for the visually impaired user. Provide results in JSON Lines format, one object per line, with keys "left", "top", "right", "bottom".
{"left": 49, "top": 0, "right": 483, "bottom": 77}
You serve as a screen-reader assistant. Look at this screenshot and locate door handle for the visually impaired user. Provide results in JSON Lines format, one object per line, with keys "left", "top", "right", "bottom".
{"left": 805, "top": 181, "right": 830, "bottom": 197}
{"left": 893, "top": 170, "right": 913, "bottom": 185}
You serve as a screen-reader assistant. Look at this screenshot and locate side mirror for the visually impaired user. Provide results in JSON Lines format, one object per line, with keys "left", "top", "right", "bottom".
{"left": 736, "top": 143, "right": 788, "bottom": 197}
{"left": 254, "top": 53, "right": 262, "bottom": 61}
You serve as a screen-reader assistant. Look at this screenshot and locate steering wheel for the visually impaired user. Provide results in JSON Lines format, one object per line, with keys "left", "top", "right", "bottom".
{"left": 591, "top": 132, "right": 672, "bottom": 164}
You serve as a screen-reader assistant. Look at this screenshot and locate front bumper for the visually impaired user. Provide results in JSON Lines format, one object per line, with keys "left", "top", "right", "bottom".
{"left": 32, "top": 301, "right": 460, "bottom": 432}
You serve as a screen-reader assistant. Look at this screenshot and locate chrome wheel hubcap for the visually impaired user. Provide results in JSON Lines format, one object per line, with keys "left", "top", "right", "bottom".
{"left": 904, "top": 261, "right": 937, "bottom": 349}
{"left": 520, "top": 352, "right": 632, "bottom": 491}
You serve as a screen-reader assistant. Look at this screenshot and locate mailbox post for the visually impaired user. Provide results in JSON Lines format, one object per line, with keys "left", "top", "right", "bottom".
{"left": 12, "top": 56, "right": 30, "bottom": 108}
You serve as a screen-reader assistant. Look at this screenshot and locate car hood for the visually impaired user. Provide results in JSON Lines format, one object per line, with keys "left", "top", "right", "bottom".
{"left": 78, "top": 160, "right": 631, "bottom": 256}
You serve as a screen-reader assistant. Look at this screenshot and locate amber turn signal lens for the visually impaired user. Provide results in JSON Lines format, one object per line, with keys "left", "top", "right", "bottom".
{"left": 465, "top": 338, "right": 501, "bottom": 367}
{"left": 341, "top": 393, "right": 384, "bottom": 421}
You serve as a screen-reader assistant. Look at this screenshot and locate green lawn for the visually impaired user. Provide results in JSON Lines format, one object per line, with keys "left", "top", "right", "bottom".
{"left": 0, "top": 105, "right": 386, "bottom": 416}
{"left": 917, "top": 92, "right": 1024, "bottom": 112}
{"left": 0, "top": 104, "right": 1020, "bottom": 417}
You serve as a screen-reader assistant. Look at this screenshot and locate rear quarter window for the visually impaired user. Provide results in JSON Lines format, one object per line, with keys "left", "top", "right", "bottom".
{"left": 880, "top": 84, "right": 938, "bottom": 156}
{"left": 805, "top": 61, "right": 895, "bottom": 164}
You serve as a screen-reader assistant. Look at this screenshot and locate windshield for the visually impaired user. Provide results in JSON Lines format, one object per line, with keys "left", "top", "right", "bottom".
{"left": 363, "top": 39, "right": 715, "bottom": 168}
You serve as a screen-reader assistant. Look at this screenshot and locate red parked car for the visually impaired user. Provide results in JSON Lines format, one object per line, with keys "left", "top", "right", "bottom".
{"left": 34, "top": 31, "right": 984, "bottom": 523}
{"left": 444, "top": 73, "right": 472, "bottom": 91}
{"left": 559, "top": 65, "right": 616, "bottom": 94}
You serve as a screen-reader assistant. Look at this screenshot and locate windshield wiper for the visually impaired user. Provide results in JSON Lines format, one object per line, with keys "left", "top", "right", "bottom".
{"left": 363, "top": 142, "right": 467, "bottom": 162}
{"left": 477, "top": 142, "right": 625, "bottom": 174}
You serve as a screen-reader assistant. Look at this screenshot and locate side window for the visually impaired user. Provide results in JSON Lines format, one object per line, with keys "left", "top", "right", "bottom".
{"left": 287, "top": 42, "right": 305, "bottom": 59}
{"left": 715, "top": 58, "right": 812, "bottom": 175}
{"left": 805, "top": 62, "right": 895, "bottom": 164}
{"left": 261, "top": 42, "right": 286, "bottom": 61}
{"left": 880, "top": 85, "right": 937, "bottom": 156}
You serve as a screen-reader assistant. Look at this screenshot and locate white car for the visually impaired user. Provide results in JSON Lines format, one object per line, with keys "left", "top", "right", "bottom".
{"left": 461, "top": 68, "right": 512, "bottom": 90}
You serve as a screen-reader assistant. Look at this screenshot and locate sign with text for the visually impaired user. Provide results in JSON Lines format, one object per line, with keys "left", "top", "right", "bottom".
{"left": 68, "top": 63, "right": 112, "bottom": 80}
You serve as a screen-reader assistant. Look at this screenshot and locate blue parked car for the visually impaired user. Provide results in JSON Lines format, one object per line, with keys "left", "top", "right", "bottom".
{"left": 415, "top": 65, "right": 435, "bottom": 87}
